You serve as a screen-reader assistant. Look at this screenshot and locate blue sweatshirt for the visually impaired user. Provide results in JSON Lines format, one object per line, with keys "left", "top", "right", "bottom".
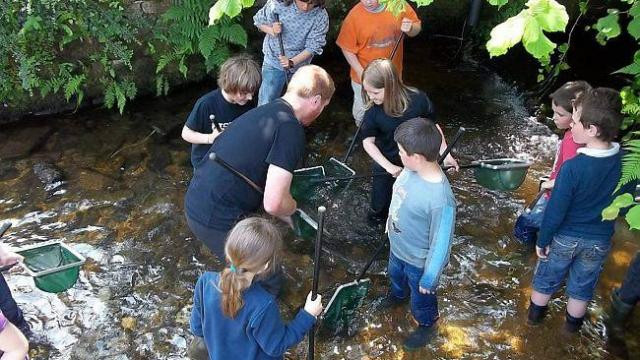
{"left": 190, "top": 272, "right": 316, "bottom": 360}
{"left": 537, "top": 143, "right": 623, "bottom": 248}
{"left": 387, "top": 169, "right": 456, "bottom": 291}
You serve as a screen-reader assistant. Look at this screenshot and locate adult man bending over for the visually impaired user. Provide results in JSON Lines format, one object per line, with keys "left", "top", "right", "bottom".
{"left": 184, "top": 65, "right": 335, "bottom": 260}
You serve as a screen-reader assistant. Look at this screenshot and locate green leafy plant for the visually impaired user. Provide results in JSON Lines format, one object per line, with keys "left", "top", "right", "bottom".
{"left": 1, "top": 0, "right": 250, "bottom": 114}
{"left": 152, "top": 0, "right": 249, "bottom": 95}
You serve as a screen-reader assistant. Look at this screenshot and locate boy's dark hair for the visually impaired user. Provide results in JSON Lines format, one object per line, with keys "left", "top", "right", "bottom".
{"left": 574, "top": 87, "right": 622, "bottom": 142}
{"left": 217, "top": 55, "right": 261, "bottom": 95}
{"left": 393, "top": 117, "right": 441, "bottom": 162}
{"left": 279, "top": 0, "right": 325, "bottom": 8}
{"left": 549, "top": 80, "right": 592, "bottom": 112}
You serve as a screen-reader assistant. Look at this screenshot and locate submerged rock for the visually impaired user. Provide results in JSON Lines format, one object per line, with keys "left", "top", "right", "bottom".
{"left": 32, "top": 161, "right": 64, "bottom": 191}
{"left": 0, "top": 126, "right": 54, "bottom": 160}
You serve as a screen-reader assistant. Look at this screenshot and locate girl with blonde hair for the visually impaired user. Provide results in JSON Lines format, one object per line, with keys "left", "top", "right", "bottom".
{"left": 360, "top": 59, "right": 458, "bottom": 225}
{"left": 190, "top": 217, "right": 322, "bottom": 359}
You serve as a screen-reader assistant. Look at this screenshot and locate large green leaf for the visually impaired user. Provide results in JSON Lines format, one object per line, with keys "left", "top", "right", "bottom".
{"left": 626, "top": 204, "right": 640, "bottom": 230}
{"left": 413, "top": 0, "right": 434, "bottom": 6}
{"left": 614, "top": 62, "right": 640, "bottom": 75}
{"left": 486, "top": 12, "right": 529, "bottom": 57}
{"left": 628, "top": 17, "right": 640, "bottom": 40}
{"left": 602, "top": 204, "right": 621, "bottom": 220}
{"left": 595, "top": 11, "right": 621, "bottom": 42}
{"left": 487, "top": 0, "right": 508, "bottom": 6}
{"left": 613, "top": 193, "right": 635, "bottom": 208}
{"left": 527, "top": 0, "right": 568, "bottom": 32}
{"left": 522, "top": 15, "right": 556, "bottom": 60}
{"left": 209, "top": 0, "right": 251, "bottom": 24}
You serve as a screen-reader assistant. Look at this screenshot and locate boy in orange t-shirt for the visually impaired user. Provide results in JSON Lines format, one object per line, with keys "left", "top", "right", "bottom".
{"left": 336, "top": 0, "right": 421, "bottom": 125}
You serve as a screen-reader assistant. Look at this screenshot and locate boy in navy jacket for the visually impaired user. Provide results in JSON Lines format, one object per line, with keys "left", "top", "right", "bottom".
{"left": 528, "top": 88, "right": 624, "bottom": 332}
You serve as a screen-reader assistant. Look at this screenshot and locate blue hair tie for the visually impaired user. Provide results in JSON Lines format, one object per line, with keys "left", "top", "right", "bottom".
{"left": 230, "top": 264, "right": 237, "bottom": 273}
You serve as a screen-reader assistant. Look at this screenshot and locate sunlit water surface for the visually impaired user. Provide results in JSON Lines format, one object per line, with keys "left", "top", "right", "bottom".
{"left": 1, "top": 40, "right": 638, "bottom": 359}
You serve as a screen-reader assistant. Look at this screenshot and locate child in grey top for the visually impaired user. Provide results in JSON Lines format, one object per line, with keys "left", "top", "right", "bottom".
{"left": 383, "top": 117, "right": 456, "bottom": 351}
{"left": 253, "top": 0, "right": 329, "bottom": 105}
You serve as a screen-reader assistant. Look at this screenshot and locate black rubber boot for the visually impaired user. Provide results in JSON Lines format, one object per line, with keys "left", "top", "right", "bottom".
{"left": 608, "top": 288, "right": 634, "bottom": 335}
{"left": 377, "top": 293, "right": 406, "bottom": 311}
{"left": 564, "top": 311, "right": 584, "bottom": 333}
{"left": 527, "top": 300, "right": 548, "bottom": 325}
{"left": 403, "top": 325, "right": 437, "bottom": 351}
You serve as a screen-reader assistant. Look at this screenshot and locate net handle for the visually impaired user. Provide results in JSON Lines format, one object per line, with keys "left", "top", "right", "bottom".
{"left": 209, "top": 152, "right": 264, "bottom": 194}
{"left": 438, "top": 127, "right": 466, "bottom": 165}
{"left": 0, "top": 221, "right": 11, "bottom": 238}
{"left": 356, "top": 233, "right": 388, "bottom": 282}
{"left": 274, "top": 13, "right": 290, "bottom": 87}
{"left": 308, "top": 206, "right": 325, "bottom": 360}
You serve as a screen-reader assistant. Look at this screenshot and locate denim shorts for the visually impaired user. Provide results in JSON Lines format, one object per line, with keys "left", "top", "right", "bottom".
{"left": 532, "top": 234, "right": 611, "bottom": 301}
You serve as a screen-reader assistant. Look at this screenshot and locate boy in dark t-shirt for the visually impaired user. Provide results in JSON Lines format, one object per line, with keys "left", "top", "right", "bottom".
{"left": 181, "top": 55, "right": 261, "bottom": 167}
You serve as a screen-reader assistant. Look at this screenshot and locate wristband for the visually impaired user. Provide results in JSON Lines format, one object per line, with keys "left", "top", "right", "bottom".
{"left": 288, "top": 59, "right": 294, "bottom": 68}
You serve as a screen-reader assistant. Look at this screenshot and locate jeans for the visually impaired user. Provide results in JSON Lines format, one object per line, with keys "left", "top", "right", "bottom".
{"left": 618, "top": 251, "right": 640, "bottom": 305}
{"left": 258, "top": 64, "right": 290, "bottom": 106}
{"left": 532, "top": 234, "right": 611, "bottom": 301}
{"left": 388, "top": 252, "right": 439, "bottom": 327}
{"left": 351, "top": 80, "right": 365, "bottom": 125}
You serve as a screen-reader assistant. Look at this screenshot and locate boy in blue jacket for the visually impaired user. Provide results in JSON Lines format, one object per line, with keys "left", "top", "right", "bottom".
{"left": 381, "top": 117, "right": 456, "bottom": 350}
{"left": 528, "top": 87, "right": 624, "bottom": 332}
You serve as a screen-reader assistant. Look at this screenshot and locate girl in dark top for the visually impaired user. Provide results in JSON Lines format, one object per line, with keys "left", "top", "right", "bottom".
{"left": 190, "top": 217, "right": 323, "bottom": 360}
{"left": 360, "top": 59, "right": 458, "bottom": 224}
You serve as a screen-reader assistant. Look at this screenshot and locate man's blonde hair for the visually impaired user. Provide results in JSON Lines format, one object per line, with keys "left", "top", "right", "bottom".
{"left": 286, "top": 65, "right": 335, "bottom": 102}
{"left": 217, "top": 55, "right": 261, "bottom": 94}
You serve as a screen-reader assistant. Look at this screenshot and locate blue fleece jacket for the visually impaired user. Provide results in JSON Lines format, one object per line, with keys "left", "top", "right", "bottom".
{"left": 190, "top": 272, "right": 316, "bottom": 360}
{"left": 537, "top": 143, "right": 623, "bottom": 248}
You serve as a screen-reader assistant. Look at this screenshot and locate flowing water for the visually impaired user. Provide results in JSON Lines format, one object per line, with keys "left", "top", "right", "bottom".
{"left": 1, "top": 40, "right": 639, "bottom": 359}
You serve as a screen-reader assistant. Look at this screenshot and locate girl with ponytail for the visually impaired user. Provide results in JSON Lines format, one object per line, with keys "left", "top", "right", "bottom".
{"left": 190, "top": 217, "right": 323, "bottom": 359}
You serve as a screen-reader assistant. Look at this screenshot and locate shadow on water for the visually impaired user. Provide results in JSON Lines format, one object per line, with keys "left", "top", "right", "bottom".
{"left": 1, "top": 39, "right": 639, "bottom": 359}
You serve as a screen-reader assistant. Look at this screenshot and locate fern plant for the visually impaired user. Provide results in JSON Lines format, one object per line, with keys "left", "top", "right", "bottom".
{"left": 152, "top": 0, "right": 249, "bottom": 95}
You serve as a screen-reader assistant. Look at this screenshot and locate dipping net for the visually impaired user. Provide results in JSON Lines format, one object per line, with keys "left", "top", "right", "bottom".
{"left": 322, "top": 279, "right": 371, "bottom": 333}
{"left": 17, "top": 243, "right": 83, "bottom": 293}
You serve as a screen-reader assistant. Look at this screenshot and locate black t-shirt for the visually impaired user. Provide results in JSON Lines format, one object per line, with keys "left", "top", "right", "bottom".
{"left": 185, "top": 89, "right": 254, "bottom": 167}
{"left": 360, "top": 89, "right": 436, "bottom": 164}
{"left": 185, "top": 99, "right": 305, "bottom": 231}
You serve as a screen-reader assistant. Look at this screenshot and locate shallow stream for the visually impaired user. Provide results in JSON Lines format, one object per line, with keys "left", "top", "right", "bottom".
{"left": 1, "top": 40, "right": 639, "bottom": 359}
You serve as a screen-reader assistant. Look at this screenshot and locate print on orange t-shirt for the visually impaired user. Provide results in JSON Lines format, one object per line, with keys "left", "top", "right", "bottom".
{"left": 336, "top": 3, "right": 421, "bottom": 83}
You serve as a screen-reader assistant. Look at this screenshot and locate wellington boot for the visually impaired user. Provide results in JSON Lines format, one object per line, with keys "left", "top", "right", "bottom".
{"left": 527, "top": 301, "right": 548, "bottom": 326}
{"left": 563, "top": 311, "right": 584, "bottom": 333}
{"left": 607, "top": 288, "right": 634, "bottom": 336}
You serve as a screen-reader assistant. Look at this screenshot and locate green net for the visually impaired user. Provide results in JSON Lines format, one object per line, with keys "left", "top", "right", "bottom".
{"left": 473, "top": 159, "right": 531, "bottom": 191}
{"left": 291, "top": 166, "right": 325, "bottom": 205}
{"left": 17, "top": 243, "right": 83, "bottom": 293}
{"left": 322, "top": 279, "right": 371, "bottom": 333}
{"left": 325, "top": 158, "right": 355, "bottom": 178}
{"left": 292, "top": 210, "right": 318, "bottom": 243}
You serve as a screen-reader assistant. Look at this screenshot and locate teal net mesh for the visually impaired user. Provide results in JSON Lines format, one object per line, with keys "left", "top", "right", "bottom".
{"left": 322, "top": 279, "right": 371, "bottom": 333}
{"left": 17, "top": 243, "right": 82, "bottom": 293}
{"left": 291, "top": 166, "right": 325, "bottom": 205}
{"left": 292, "top": 210, "right": 317, "bottom": 243}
